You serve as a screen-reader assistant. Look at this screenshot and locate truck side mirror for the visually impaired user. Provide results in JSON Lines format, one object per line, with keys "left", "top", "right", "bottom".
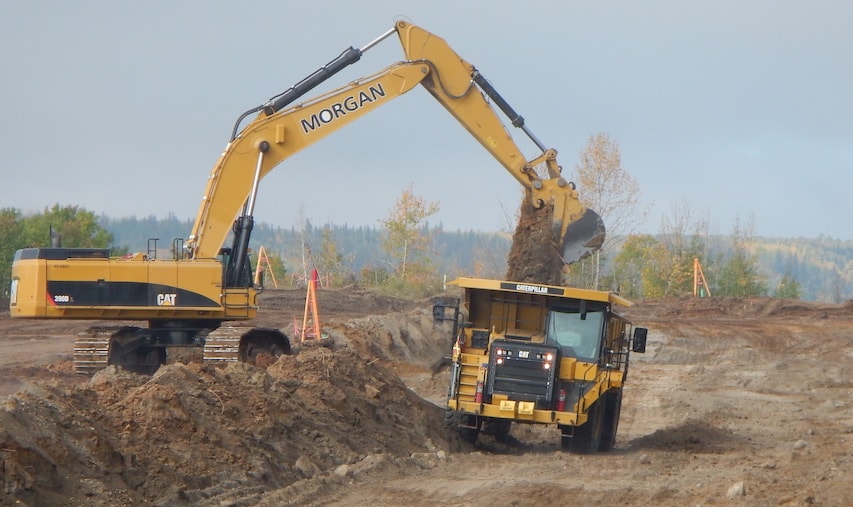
{"left": 632, "top": 327, "right": 647, "bottom": 353}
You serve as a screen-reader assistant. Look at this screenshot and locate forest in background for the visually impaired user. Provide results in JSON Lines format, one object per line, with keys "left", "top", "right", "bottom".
{"left": 6, "top": 134, "right": 848, "bottom": 303}
{"left": 100, "top": 214, "right": 852, "bottom": 303}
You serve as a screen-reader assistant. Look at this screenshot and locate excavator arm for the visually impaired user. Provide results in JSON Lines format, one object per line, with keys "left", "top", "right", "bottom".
{"left": 395, "top": 22, "right": 605, "bottom": 263}
{"left": 186, "top": 21, "right": 604, "bottom": 267}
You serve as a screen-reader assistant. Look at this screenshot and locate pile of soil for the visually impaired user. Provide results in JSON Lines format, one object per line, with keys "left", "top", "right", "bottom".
{"left": 0, "top": 288, "right": 458, "bottom": 506}
{"left": 626, "top": 295, "right": 853, "bottom": 321}
{"left": 0, "top": 348, "right": 450, "bottom": 506}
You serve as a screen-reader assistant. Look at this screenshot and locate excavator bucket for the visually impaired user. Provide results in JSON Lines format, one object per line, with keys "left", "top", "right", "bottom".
{"left": 559, "top": 208, "right": 605, "bottom": 264}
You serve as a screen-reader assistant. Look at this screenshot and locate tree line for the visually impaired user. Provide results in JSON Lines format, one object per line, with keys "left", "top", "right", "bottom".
{"left": 2, "top": 203, "right": 849, "bottom": 303}
{"left": 0, "top": 205, "right": 119, "bottom": 299}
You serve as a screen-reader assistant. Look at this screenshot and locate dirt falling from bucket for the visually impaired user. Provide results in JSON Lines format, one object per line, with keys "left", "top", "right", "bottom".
{"left": 504, "top": 195, "right": 565, "bottom": 286}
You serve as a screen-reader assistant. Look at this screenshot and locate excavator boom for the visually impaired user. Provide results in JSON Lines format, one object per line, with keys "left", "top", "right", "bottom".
{"left": 187, "top": 21, "right": 604, "bottom": 263}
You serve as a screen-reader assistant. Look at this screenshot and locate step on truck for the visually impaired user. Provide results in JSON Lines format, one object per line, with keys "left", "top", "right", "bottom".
{"left": 433, "top": 277, "right": 647, "bottom": 452}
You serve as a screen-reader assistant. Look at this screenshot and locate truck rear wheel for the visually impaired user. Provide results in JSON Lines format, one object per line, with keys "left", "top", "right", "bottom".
{"left": 561, "top": 398, "right": 604, "bottom": 453}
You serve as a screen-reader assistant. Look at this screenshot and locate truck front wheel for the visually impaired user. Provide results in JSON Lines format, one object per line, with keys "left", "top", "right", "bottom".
{"left": 482, "top": 418, "right": 512, "bottom": 442}
{"left": 445, "top": 408, "right": 481, "bottom": 444}
{"left": 561, "top": 398, "right": 604, "bottom": 453}
{"left": 598, "top": 389, "right": 623, "bottom": 452}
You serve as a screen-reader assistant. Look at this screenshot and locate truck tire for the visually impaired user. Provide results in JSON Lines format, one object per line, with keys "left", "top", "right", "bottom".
{"left": 482, "top": 418, "right": 512, "bottom": 442}
{"left": 445, "top": 408, "right": 480, "bottom": 444}
{"left": 598, "top": 389, "right": 623, "bottom": 452}
{"left": 561, "top": 398, "right": 604, "bottom": 453}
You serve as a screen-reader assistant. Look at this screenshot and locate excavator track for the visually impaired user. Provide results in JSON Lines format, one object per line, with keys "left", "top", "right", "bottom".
{"left": 203, "top": 326, "right": 292, "bottom": 366}
{"left": 74, "top": 325, "right": 165, "bottom": 376}
{"left": 73, "top": 326, "right": 290, "bottom": 373}
{"left": 73, "top": 327, "right": 116, "bottom": 375}
{"left": 203, "top": 327, "right": 243, "bottom": 363}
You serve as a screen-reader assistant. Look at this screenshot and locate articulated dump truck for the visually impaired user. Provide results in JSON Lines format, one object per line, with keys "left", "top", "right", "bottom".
{"left": 433, "top": 277, "right": 647, "bottom": 453}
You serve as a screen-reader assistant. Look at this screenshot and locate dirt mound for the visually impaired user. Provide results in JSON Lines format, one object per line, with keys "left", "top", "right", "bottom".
{"left": 0, "top": 347, "right": 452, "bottom": 505}
{"left": 624, "top": 295, "right": 853, "bottom": 321}
{"left": 627, "top": 419, "right": 744, "bottom": 454}
{"left": 322, "top": 310, "right": 449, "bottom": 367}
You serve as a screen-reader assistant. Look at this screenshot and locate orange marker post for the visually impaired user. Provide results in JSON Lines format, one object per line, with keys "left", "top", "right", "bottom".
{"left": 300, "top": 269, "right": 322, "bottom": 341}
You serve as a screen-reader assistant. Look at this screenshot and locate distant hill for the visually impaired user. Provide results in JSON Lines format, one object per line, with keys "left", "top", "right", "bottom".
{"left": 753, "top": 236, "right": 852, "bottom": 302}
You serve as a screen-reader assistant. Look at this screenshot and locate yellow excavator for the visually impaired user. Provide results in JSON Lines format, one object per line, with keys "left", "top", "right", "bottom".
{"left": 9, "top": 21, "right": 605, "bottom": 374}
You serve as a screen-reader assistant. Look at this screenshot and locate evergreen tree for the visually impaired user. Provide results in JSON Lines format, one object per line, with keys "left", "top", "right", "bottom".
{"left": 775, "top": 273, "right": 802, "bottom": 299}
{"left": 717, "top": 217, "right": 767, "bottom": 297}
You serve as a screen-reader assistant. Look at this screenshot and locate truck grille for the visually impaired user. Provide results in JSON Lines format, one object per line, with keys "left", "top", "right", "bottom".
{"left": 486, "top": 340, "right": 558, "bottom": 408}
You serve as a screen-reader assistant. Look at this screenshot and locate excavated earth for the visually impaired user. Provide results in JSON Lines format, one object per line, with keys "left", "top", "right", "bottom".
{"left": 0, "top": 287, "right": 851, "bottom": 506}
{"left": 504, "top": 197, "right": 565, "bottom": 285}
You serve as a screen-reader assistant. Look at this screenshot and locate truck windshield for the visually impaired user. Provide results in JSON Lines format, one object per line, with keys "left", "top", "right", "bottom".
{"left": 546, "top": 309, "right": 605, "bottom": 360}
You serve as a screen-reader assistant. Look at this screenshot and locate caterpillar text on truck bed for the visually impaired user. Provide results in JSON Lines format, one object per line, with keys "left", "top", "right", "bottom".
{"left": 434, "top": 277, "right": 647, "bottom": 452}
{"left": 9, "top": 21, "right": 605, "bottom": 375}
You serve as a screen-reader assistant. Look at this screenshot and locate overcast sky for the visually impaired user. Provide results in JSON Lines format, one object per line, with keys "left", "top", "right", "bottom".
{"left": 1, "top": 1, "right": 850, "bottom": 240}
